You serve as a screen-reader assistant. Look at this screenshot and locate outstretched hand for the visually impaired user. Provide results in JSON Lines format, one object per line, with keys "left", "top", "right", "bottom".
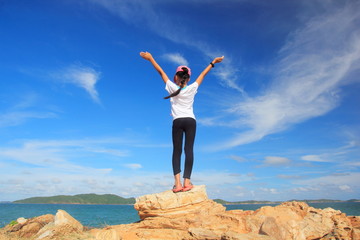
{"left": 213, "top": 56, "right": 225, "bottom": 64}
{"left": 140, "top": 51, "right": 153, "bottom": 61}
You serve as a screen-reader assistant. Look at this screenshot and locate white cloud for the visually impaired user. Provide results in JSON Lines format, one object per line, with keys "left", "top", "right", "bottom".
{"left": 0, "top": 111, "right": 56, "bottom": 128}
{"left": 291, "top": 186, "right": 319, "bottom": 193}
{"left": 0, "top": 138, "right": 128, "bottom": 172}
{"left": 228, "top": 155, "right": 247, "bottom": 163}
{"left": 263, "top": 156, "right": 291, "bottom": 166}
{"left": 294, "top": 172, "right": 360, "bottom": 188}
{"left": 301, "top": 155, "right": 328, "bottom": 162}
{"left": 260, "top": 187, "right": 278, "bottom": 194}
{"left": 162, "top": 53, "right": 189, "bottom": 66}
{"left": 277, "top": 174, "right": 303, "bottom": 180}
{"left": 209, "top": 1, "right": 360, "bottom": 150}
{"left": 300, "top": 140, "right": 360, "bottom": 164}
{"left": 339, "top": 185, "right": 351, "bottom": 191}
{"left": 213, "top": 60, "right": 245, "bottom": 93}
{"left": 124, "top": 163, "right": 142, "bottom": 170}
{"left": 56, "top": 65, "right": 101, "bottom": 103}
{"left": 0, "top": 93, "right": 57, "bottom": 128}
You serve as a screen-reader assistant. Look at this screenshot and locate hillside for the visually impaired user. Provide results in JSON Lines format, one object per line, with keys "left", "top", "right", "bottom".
{"left": 13, "top": 194, "right": 360, "bottom": 205}
{"left": 13, "top": 193, "right": 135, "bottom": 205}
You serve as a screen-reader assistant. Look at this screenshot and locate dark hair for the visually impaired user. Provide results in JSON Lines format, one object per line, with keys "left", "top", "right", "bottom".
{"left": 164, "top": 67, "right": 190, "bottom": 99}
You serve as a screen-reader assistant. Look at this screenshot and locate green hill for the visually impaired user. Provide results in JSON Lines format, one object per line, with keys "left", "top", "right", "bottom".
{"left": 13, "top": 193, "right": 135, "bottom": 205}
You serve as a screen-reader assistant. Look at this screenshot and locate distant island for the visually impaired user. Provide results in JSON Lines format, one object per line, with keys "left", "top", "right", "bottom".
{"left": 10, "top": 194, "right": 360, "bottom": 205}
{"left": 213, "top": 199, "right": 360, "bottom": 205}
{"left": 13, "top": 193, "right": 135, "bottom": 205}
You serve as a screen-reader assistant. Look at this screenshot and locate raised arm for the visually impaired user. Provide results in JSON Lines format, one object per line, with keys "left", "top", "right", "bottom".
{"left": 140, "top": 52, "right": 169, "bottom": 84}
{"left": 195, "top": 56, "right": 224, "bottom": 86}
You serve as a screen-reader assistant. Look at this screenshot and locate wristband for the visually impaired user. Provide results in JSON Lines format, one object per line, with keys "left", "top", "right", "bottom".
{"left": 210, "top": 62, "right": 215, "bottom": 68}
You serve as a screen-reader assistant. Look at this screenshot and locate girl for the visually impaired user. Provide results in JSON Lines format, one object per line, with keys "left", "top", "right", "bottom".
{"left": 140, "top": 51, "right": 224, "bottom": 192}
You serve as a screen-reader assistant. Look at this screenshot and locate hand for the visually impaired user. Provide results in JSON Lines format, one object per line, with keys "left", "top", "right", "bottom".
{"left": 212, "top": 56, "right": 224, "bottom": 64}
{"left": 140, "top": 51, "right": 153, "bottom": 61}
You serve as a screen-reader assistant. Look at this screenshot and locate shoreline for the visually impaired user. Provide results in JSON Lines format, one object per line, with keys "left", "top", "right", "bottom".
{"left": 2, "top": 200, "right": 359, "bottom": 205}
{"left": 1, "top": 202, "right": 135, "bottom": 206}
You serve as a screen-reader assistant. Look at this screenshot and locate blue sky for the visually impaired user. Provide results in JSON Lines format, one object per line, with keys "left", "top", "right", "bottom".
{"left": 0, "top": 0, "right": 359, "bottom": 202}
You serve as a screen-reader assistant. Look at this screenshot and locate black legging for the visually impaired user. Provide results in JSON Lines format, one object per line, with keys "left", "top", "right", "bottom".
{"left": 172, "top": 117, "right": 196, "bottom": 179}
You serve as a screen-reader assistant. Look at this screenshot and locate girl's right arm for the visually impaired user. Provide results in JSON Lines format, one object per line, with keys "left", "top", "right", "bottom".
{"left": 195, "top": 56, "right": 224, "bottom": 86}
{"left": 140, "top": 52, "right": 169, "bottom": 84}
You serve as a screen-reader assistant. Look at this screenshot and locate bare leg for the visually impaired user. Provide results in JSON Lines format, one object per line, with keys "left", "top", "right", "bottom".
{"left": 173, "top": 173, "right": 183, "bottom": 192}
{"left": 174, "top": 173, "right": 182, "bottom": 188}
{"left": 182, "top": 178, "right": 193, "bottom": 192}
{"left": 183, "top": 178, "right": 191, "bottom": 187}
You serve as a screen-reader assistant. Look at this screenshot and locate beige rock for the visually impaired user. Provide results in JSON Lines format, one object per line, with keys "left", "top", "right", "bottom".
{"left": 221, "top": 232, "right": 272, "bottom": 240}
{"left": 91, "top": 227, "right": 121, "bottom": 240}
{"left": 259, "top": 216, "right": 282, "bottom": 240}
{"left": 134, "top": 185, "right": 222, "bottom": 220}
{"left": 34, "top": 210, "right": 86, "bottom": 239}
{"left": 16, "top": 217, "right": 27, "bottom": 224}
{"left": 349, "top": 216, "right": 360, "bottom": 240}
{"left": 188, "top": 227, "right": 220, "bottom": 240}
{"left": 0, "top": 214, "right": 54, "bottom": 239}
{"left": 54, "top": 209, "right": 83, "bottom": 231}
{"left": 19, "top": 222, "right": 43, "bottom": 238}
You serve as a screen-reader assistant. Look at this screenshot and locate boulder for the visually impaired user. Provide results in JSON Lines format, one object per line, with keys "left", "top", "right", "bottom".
{"left": 35, "top": 210, "right": 85, "bottom": 239}
{"left": 54, "top": 209, "right": 83, "bottom": 231}
{"left": 16, "top": 217, "right": 27, "bottom": 224}
{"left": 0, "top": 210, "right": 90, "bottom": 240}
{"left": 129, "top": 186, "right": 360, "bottom": 240}
{"left": 1, "top": 214, "right": 54, "bottom": 239}
{"left": 134, "top": 185, "right": 223, "bottom": 220}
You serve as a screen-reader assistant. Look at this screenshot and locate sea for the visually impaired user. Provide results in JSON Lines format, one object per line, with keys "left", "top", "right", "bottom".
{"left": 1, "top": 202, "right": 359, "bottom": 229}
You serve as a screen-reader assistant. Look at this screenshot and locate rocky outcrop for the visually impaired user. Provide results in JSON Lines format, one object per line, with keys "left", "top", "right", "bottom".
{"left": 1, "top": 185, "right": 360, "bottom": 240}
{"left": 92, "top": 185, "right": 360, "bottom": 240}
{"left": 134, "top": 185, "right": 222, "bottom": 220}
{"left": 0, "top": 210, "right": 92, "bottom": 240}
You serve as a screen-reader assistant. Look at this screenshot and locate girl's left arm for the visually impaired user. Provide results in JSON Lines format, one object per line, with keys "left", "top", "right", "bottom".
{"left": 195, "top": 56, "right": 224, "bottom": 86}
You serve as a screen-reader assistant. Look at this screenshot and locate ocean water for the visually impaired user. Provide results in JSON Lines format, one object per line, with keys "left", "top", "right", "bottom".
{"left": 0, "top": 204, "right": 140, "bottom": 228}
{"left": 1, "top": 202, "right": 359, "bottom": 228}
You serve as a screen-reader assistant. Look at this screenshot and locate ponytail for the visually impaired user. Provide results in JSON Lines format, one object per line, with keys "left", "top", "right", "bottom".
{"left": 164, "top": 67, "right": 189, "bottom": 99}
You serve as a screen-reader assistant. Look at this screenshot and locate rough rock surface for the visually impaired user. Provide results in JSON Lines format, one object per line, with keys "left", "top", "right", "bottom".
{"left": 92, "top": 185, "right": 360, "bottom": 240}
{"left": 1, "top": 185, "right": 360, "bottom": 240}
{"left": 0, "top": 210, "right": 92, "bottom": 240}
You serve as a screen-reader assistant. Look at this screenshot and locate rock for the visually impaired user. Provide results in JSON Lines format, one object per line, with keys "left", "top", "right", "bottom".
{"left": 134, "top": 185, "right": 222, "bottom": 220}
{"left": 259, "top": 217, "right": 282, "bottom": 240}
{"left": 34, "top": 210, "right": 85, "bottom": 239}
{"left": 19, "top": 222, "right": 43, "bottom": 238}
{"left": 16, "top": 217, "right": 27, "bottom": 224}
{"left": 349, "top": 216, "right": 360, "bottom": 240}
{"left": 0, "top": 210, "right": 90, "bottom": 240}
{"left": 130, "top": 187, "right": 360, "bottom": 240}
{"left": 221, "top": 232, "right": 272, "bottom": 240}
{"left": 54, "top": 209, "right": 83, "bottom": 231}
{"left": 91, "top": 227, "right": 122, "bottom": 240}
{"left": 36, "top": 229, "right": 53, "bottom": 239}
{"left": 1, "top": 214, "right": 54, "bottom": 239}
{"left": 189, "top": 227, "right": 220, "bottom": 240}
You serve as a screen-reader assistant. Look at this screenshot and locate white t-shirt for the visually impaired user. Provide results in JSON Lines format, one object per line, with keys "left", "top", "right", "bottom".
{"left": 165, "top": 80, "right": 198, "bottom": 120}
